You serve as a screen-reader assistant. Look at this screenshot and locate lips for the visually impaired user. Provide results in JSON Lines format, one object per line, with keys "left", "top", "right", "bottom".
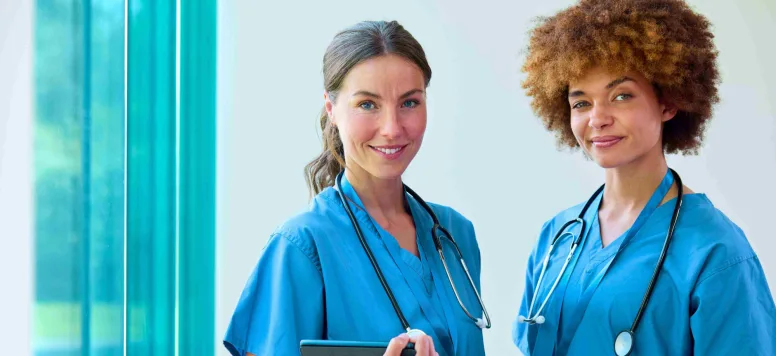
{"left": 590, "top": 136, "right": 623, "bottom": 148}
{"left": 373, "top": 146, "right": 402, "bottom": 154}
{"left": 369, "top": 144, "right": 407, "bottom": 160}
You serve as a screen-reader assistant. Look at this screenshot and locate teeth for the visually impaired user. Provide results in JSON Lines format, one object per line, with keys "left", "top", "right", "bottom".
{"left": 375, "top": 147, "right": 402, "bottom": 154}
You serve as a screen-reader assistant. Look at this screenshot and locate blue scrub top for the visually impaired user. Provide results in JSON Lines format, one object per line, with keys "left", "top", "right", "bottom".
{"left": 224, "top": 175, "right": 486, "bottom": 356}
{"left": 514, "top": 180, "right": 776, "bottom": 355}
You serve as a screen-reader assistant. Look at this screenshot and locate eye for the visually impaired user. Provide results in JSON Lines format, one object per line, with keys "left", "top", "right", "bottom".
{"left": 572, "top": 101, "right": 590, "bottom": 110}
{"left": 359, "top": 101, "right": 376, "bottom": 110}
{"left": 614, "top": 93, "right": 632, "bottom": 101}
{"left": 402, "top": 99, "right": 419, "bottom": 108}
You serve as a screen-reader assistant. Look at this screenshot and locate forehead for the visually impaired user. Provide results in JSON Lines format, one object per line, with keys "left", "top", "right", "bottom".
{"left": 339, "top": 54, "right": 425, "bottom": 92}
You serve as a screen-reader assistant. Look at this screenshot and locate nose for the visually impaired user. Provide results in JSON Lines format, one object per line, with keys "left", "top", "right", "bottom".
{"left": 380, "top": 108, "right": 403, "bottom": 139}
{"left": 588, "top": 102, "right": 613, "bottom": 130}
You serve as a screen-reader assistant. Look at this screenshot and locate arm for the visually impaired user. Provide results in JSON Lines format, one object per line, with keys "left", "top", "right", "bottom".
{"left": 223, "top": 232, "right": 325, "bottom": 356}
{"left": 690, "top": 255, "right": 776, "bottom": 355}
{"left": 513, "top": 245, "right": 539, "bottom": 354}
{"left": 513, "top": 220, "right": 549, "bottom": 355}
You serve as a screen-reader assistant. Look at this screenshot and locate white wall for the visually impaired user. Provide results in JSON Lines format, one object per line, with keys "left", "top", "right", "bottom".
{"left": 0, "top": 0, "right": 34, "bottom": 353}
{"left": 216, "top": 1, "right": 776, "bottom": 355}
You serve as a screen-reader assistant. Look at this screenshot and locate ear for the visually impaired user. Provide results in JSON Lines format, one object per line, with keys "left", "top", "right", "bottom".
{"left": 661, "top": 103, "right": 678, "bottom": 122}
{"left": 324, "top": 91, "right": 335, "bottom": 124}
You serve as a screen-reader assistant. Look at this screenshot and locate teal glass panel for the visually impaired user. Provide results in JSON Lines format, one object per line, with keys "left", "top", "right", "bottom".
{"left": 126, "top": 0, "right": 177, "bottom": 354}
{"left": 33, "top": 0, "right": 125, "bottom": 355}
{"left": 35, "top": 0, "right": 216, "bottom": 354}
{"left": 179, "top": 0, "right": 217, "bottom": 354}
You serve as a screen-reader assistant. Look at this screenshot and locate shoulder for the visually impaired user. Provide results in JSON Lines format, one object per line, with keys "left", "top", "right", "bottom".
{"left": 524, "top": 198, "right": 597, "bottom": 262}
{"left": 545, "top": 199, "right": 590, "bottom": 230}
{"left": 537, "top": 199, "right": 591, "bottom": 240}
{"left": 264, "top": 187, "right": 347, "bottom": 271}
{"left": 674, "top": 194, "right": 757, "bottom": 282}
{"left": 425, "top": 201, "right": 475, "bottom": 231}
{"left": 676, "top": 194, "right": 748, "bottom": 243}
{"left": 424, "top": 200, "right": 481, "bottom": 259}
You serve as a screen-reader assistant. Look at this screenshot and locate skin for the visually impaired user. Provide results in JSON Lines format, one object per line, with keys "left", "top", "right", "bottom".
{"left": 246, "top": 54, "right": 434, "bottom": 356}
{"left": 325, "top": 53, "right": 428, "bottom": 257}
{"left": 246, "top": 55, "right": 434, "bottom": 356}
{"left": 385, "top": 332, "right": 439, "bottom": 356}
{"left": 568, "top": 66, "right": 693, "bottom": 248}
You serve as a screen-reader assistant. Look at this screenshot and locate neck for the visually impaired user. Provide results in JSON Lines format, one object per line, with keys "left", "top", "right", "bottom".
{"left": 345, "top": 166, "right": 406, "bottom": 217}
{"left": 601, "top": 147, "right": 668, "bottom": 214}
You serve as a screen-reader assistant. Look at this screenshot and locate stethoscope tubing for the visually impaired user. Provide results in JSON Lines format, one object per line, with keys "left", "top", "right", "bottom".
{"left": 335, "top": 171, "right": 491, "bottom": 331}
{"left": 519, "top": 169, "right": 683, "bottom": 355}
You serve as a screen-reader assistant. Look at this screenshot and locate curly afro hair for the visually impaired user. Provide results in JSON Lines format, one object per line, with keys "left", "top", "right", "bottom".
{"left": 521, "top": 0, "right": 720, "bottom": 155}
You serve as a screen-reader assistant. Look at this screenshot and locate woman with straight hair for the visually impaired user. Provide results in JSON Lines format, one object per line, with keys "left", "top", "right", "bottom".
{"left": 223, "top": 20, "right": 489, "bottom": 356}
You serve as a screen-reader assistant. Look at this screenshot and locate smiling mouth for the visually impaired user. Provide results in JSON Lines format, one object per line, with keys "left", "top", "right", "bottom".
{"left": 369, "top": 145, "right": 407, "bottom": 159}
{"left": 373, "top": 146, "right": 403, "bottom": 154}
{"left": 590, "top": 137, "right": 623, "bottom": 148}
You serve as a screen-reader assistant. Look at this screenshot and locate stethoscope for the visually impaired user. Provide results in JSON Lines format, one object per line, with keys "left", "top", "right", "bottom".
{"left": 335, "top": 171, "right": 492, "bottom": 336}
{"left": 517, "top": 169, "right": 683, "bottom": 356}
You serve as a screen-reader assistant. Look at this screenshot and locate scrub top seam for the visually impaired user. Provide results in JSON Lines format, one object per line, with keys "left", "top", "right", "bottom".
{"left": 695, "top": 253, "right": 757, "bottom": 286}
{"left": 226, "top": 231, "right": 322, "bottom": 356}
{"left": 272, "top": 230, "right": 322, "bottom": 273}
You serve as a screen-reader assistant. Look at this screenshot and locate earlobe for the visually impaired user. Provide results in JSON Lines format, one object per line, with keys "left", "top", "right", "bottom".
{"left": 662, "top": 104, "right": 678, "bottom": 122}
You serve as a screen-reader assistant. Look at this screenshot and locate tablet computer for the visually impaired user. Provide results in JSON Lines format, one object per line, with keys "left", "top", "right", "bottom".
{"left": 299, "top": 340, "right": 416, "bottom": 356}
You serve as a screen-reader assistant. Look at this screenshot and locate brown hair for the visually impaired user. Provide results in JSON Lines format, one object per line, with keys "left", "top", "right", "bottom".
{"left": 304, "top": 20, "right": 432, "bottom": 197}
{"left": 521, "top": 0, "right": 720, "bottom": 154}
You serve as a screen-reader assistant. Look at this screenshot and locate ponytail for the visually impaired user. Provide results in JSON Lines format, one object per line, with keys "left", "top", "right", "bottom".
{"left": 305, "top": 20, "right": 432, "bottom": 198}
{"left": 304, "top": 108, "right": 346, "bottom": 198}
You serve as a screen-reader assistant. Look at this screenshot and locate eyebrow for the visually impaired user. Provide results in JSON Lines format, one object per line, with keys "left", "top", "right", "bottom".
{"left": 568, "top": 76, "right": 634, "bottom": 98}
{"left": 352, "top": 88, "right": 424, "bottom": 99}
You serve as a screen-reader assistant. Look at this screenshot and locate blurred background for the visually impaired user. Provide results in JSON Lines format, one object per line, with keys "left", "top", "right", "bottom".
{"left": 1, "top": 0, "right": 774, "bottom": 355}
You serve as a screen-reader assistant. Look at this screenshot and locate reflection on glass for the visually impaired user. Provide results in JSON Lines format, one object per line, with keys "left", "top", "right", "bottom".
{"left": 34, "top": 0, "right": 125, "bottom": 355}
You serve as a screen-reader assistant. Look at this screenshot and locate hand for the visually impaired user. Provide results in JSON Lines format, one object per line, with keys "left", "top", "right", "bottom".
{"left": 384, "top": 332, "right": 438, "bottom": 356}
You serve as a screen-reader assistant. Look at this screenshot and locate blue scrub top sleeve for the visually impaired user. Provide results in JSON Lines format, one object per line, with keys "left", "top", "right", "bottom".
{"left": 223, "top": 232, "right": 325, "bottom": 356}
{"left": 465, "top": 219, "right": 482, "bottom": 288}
{"left": 513, "top": 220, "right": 550, "bottom": 354}
{"left": 690, "top": 255, "right": 776, "bottom": 355}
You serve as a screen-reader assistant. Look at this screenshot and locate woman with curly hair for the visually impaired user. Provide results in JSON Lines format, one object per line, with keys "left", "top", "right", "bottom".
{"left": 512, "top": 0, "right": 776, "bottom": 355}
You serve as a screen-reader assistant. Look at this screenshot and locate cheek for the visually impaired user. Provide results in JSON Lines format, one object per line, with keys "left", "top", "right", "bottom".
{"left": 569, "top": 114, "right": 587, "bottom": 143}
{"left": 403, "top": 111, "right": 427, "bottom": 140}
{"left": 338, "top": 114, "right": 377, "bottom": 148}
{"left": 625, "top": 110, "right": 663, "bottom": 144}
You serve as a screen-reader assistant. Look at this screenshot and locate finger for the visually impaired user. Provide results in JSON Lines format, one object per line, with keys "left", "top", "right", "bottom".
{"left": 426, "top": 336, "right": 437, "bottom": 355}
{"left": 423, "top": 336, "right": 436, "bottom": 356}
{"left": 422, "top": 335, "right": 436, "bottom": 355}
{"left": 410, "top": 335, "right": 434, "bottom": 356}
{"left": 410, "top": 335, "right": 426, "bottom": 356}
{"left": 384, "top": 333, "right": 410, "bottom": 356}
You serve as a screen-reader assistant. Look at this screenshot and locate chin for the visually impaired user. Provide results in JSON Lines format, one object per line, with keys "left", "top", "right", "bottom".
{"left": 589, "top": 152, "right": 631, "bottom": 169}
{"left": 366, "top": 165, "right": 409, "bottom": 181}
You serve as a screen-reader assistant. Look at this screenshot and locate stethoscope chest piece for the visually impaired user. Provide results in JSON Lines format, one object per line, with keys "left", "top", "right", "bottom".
{"left": 614, "top": 330, "right": 633, "bottom": 356}
{"left": 406, "top": 329, "right": 426, "bottom": 338}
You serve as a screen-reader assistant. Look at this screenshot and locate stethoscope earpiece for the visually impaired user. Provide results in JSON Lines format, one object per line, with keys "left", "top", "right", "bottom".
{"left": 474, "top": 318, "right": 488, "bottom": 329}
{"left": 516, "top": 315, "right": 545, "bottom": 325}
